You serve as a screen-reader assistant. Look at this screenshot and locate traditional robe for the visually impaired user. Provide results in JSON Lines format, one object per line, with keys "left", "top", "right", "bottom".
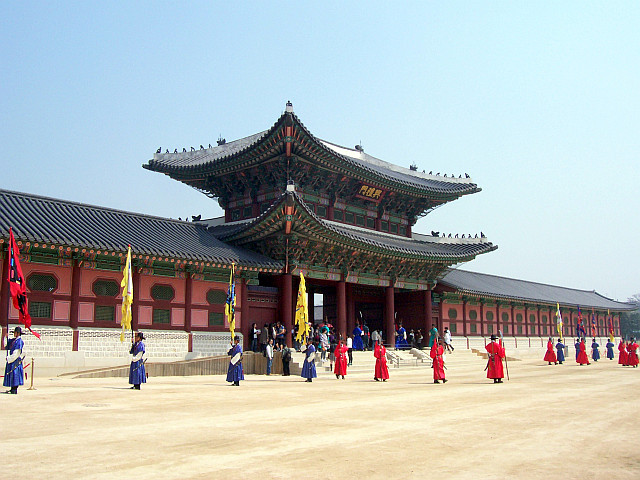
{"left": 618, "top": 341, "right": 628, "bottom": 365}
{"left": 574, "top": 341, "right": 581, "bottom": 361}
{"left": 605, "top": 341, "right": 615, "bottom": 360}
{"left": 576, "top": 340, "right": 590, "bottom": 365}
{"left": 334, "top": 343, "right": 348, "bottom": 376}
{"left": 591, "top": 340, "right": 600, "bottom": 361}
{"left": 352, "top": 326, "right": 364, "bottom": 351}
{"left": 301, "top": 344, "right": 317, "bottom": 379}
{"left": 627, "top": 342, "right": 639, "bottom": 367}
{"left": 226, "top": 344, "right": 244, "bottom": 383}
{"left": 395, "top": 327, "right": 409, "bottom": 350}
{"left": 374, "top": 343, "right": 389, "bottom": 380}
{"left": 129, "top": 340, "right": 146, "bottom": 385}
{"left": 555, "top": 341, "right": 565, "bottom": 362}
{"left": 3, "top": 337, "right": 24, "bottom": 388}
{"left": 428, "top": 327, "right": 439, "bottom": 348}
{"left": 430, "top": 343, "right": 445, "bottom": 380}
{"left": 485, "top": 340, "right": 505, "bottom": 379}
{"left": 543, "top": 340, "right": 557, "bottom": 363}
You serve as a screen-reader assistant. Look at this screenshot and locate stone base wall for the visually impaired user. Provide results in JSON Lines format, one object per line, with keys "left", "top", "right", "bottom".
{"left": 192, "top": 332, "right": 242, "bottom": 357}
{"left": 8, "top": 325, "right": 73, "bottom": 358}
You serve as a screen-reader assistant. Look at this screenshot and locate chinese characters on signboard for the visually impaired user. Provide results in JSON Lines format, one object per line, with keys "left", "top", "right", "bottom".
{"left": 357, "top": 184, "right": 384, "bottom": 202}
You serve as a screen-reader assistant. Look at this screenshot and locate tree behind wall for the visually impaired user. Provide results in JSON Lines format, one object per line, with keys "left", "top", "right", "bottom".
{"left": 620, "top": 294, "right": 640, "bottom": 338}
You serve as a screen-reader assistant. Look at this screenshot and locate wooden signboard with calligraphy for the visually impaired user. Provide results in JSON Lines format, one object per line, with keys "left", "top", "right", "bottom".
{"left": 355, "top": 184, "right": 385, "bottom": 203}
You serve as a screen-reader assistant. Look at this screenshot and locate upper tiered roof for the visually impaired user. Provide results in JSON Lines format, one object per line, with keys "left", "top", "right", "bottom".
{"left": 144, "top": 105, "right": 480, "bottom": 202}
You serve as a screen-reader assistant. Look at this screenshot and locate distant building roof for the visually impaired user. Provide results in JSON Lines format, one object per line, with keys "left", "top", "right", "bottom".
{"left": 0, "top": 189, "right": 281, "bottom": 269}
{"left": 440, "top": 269, "right": 634, "bottom": 311}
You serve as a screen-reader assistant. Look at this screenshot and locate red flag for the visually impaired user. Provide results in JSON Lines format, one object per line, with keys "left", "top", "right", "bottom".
{"left": 7, "top": 228, "right": 40, "bottom": 339}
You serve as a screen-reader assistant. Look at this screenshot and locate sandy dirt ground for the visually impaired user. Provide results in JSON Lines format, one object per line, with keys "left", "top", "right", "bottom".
{"left": 1, "top": 350, "right": 638, "bottom": 480}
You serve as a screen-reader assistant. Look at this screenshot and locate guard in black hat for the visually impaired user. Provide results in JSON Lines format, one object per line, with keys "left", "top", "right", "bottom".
{"left": 129, "top": 331, "right": 146, "bottom": 390}
{"left": 3, "top": 327, "right": 25, "bottom": 394}
{"left": 485, "top": 333, "right": 505, "bottom": 383}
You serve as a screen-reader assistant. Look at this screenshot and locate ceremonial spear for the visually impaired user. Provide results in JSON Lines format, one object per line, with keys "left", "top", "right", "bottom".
{"left": 499, "top": 329, "right": 509, "bottom": 381}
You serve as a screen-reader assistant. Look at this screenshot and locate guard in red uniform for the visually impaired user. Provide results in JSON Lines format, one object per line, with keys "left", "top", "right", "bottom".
{"left": 430, "top": 337, "right": 447, "bottom": 384}
{"left": 485, "top": 334, "right": 505, "bottom": 383}
{"left": 334, "top": 340, "right": 348, "bottom": 379}
{"left": 373, "top": 341, "right": 389, "bottom": 381}
{"left": 618, "top": 338, "right": 628, "bottom": 366}
{"left": 543, "top": 337, "right": 557, "bottom": 365}
{"left": 627, "top": 338, "right": 639, "bottom": 368}
{"left": 576, "top": 338, "right": 590, "bottom": 365}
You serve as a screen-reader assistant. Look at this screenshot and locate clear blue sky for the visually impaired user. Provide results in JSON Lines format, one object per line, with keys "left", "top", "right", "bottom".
{"left": 1, "top": 2, "right": 638, "bottom": 301}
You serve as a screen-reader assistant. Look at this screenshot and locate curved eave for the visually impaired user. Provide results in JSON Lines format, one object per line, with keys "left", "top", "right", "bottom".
{"left": 215, "top": 191, "right": 497, "bottom": 263}
{"left": 144, "top": 111, "right": 481, "bottom": 200}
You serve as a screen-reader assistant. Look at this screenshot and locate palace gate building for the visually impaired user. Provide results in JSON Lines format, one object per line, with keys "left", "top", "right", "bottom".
{"left": 0, "top": 103, "right": 632, "bottom": 365}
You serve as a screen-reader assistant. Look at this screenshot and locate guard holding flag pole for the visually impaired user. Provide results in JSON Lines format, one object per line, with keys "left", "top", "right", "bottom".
{"left": 300, "top": 338, "right": 317, "bottom": 382}
{"left": 129, "top": 331, "right": 146, "bottom": 390}
{"left": 3, "top": 327, "right": 25, "bottom": 394}
{"left": 485, "top": 333, "right": 506, "bottom": 383}
{"left": 226, "top": 336, "right": 244, "bottom": 386}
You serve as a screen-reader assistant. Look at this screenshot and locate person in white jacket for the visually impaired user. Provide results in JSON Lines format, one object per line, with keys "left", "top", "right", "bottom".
{"left": 265, "top": 339, "right": 274, "bottom": 375}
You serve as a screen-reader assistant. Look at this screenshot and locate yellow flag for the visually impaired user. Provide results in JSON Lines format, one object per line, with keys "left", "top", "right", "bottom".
{"left": 295, "top": 273, "right": 310, "bottom": 344}
{"left": 225, "top": 264, "right": 236, "bottom": 340}
{"left": 555, "top": 303, "right": 563, "bottom": 341}
{"left": 120, "top": 246, "right": 133, "bottom": 342}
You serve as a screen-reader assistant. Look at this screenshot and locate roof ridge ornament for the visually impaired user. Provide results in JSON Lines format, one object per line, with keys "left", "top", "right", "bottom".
{"left": 285, "top": 100, "right": 293, "bottom": 113}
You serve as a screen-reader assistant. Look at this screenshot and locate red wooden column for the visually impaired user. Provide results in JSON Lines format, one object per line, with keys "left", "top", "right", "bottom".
{"left": 132, "top": 268, "right": 141, "bottom": 333}
{"left": 510, "top": 303, "right": 516, "bottom": 337}
{"left": 384, "top": 285, "right": 395, "bottom": 347}
{"left": 480, "top": 300, "right": 485, "bottom": 336}
{"left": 336, "top": 280, "right": 347, "bottom": 341}
{"left": 346, "top": 283, "right": 355, "bottom": 335}
{"left": 0, "top": 252, "right": 8, "bottom": 341}
{"left": 185, "top": 272, "right": 193, "bottom": 352}
{"left": 239, "top": 276, "right": 249, "bottom": 350}
{"left": 462, "top": 298, "right": 468, "bottom": 336}
{"left": 69, "top": 259, "right": 81, "bottom": 351}
{"left": 524, "top": 305, "right": 529, "bottom": 337}
{"left": 281, "top": 273, "right": 293, "bottom": 347}
{"left": 423, "top": 288, "right": 432, "bottom": 340}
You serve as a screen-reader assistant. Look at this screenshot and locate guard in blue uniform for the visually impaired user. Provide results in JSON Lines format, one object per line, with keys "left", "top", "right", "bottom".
{"left": 226, "top": 336, "right": 244, "bottom": 386}
{"left": 4, "top": 327, "right": 25, "bottom": 394}
{"left": 591, "top": 338, "right": 600, "bottom": 362}
{"left": 605, "top": 339, "right": 615, "bottom": 360}
{"left": 574, "top": 339, "right": 581, "bottom": 361}
{"left": 395, "top": 323, "right": 409, "bottom": 350}
{"left": 301, "top": 340, "right": 317, "bottom": 382}
{"left": 129, "top": 332, "right": 146, "bottom": 390}
{"left": 555, "top": 338, "right": 566, "bottom": 364}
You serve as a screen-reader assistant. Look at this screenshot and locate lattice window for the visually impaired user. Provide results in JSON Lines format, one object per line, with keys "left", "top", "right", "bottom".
{"left": 486, "top": 311, "right": 494, "bottom": 321}
{"left": 95, "top": 305, "right": 115, "bottom": 322}
{"left": 381, "top": 221, "right": 389, "bottom": 232}
{"left": 517, "top": 325, "right": 523, "bottom": 334}
{"left": 390, "top": 223, "right": 398, "bottom": 234}
{"left": 27, "top": 273, "right": 57, "bottom": 292}
{"left": 487, "top": 324, "right": 494, "bottom": 334}
{"left": 449, "top": 323, "right": 457, "bottom": 333}
{"left": 502, "top": 312, "right": 509, "bottom": 322}
{"left": 356, "top": 215, "right": 365, "bottom": 227}
{"left": 516, "top": 313, "right": 523, "bottom": 323}
{"left": 503, "top": 324, "right": 509, "bottom": 334}
{"left": 529, "top": 314, "right": 536, "bottom": 323}
{"left": 531, "top": 325, "right": 536, "bottom": 334}
{"left": 469, "top": 310, "right": 478, "bottom": 320}
{"left": 29, "top": 301, "right": 51, "bottom": 319}
{"left": 333, "top": 210, "right": 343, "bottom": 221}
{"left": 448, "top": 308, "right": 458, "bottom": 320}
{"left": 345, "top": 212, "right": 355, "bottom": 224}
{"left": 542, "top": 315, "right": 548, "bottom": 323}
{"left": 399, "top": 226, "right": 406, "bottom": 236}
{"left": 470, "top": 323, "right": 477, "bottom": 334}
{"left": 366, "top": 217, "right": 375, "bottom": 229}
{"left": 93, "top": 280, "right": 119, "bottom": 297}
{"left": 316, "top": 205, "right": 327, "bottom": 218}
{"left": 151, "top": 285, "right": 175, "bottom": 301}
{"left": 208, "top": 312, "right": 224, "bottom": 326}
{"left": 207, "top": 290, "right": 227, "bottom": 305}
{"left": 153, "top": 308, "right": 171, "bottom": 324}
{"left": 242, "top": 206, "right": 253, "bottom": 219}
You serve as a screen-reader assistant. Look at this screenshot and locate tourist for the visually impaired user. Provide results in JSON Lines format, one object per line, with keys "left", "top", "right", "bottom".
{"left": 371, "top": 329, "right": 380, "bottom": 347}
{"left": 129, "top": 332, "right": 146, "bottom": 390}
{"left": 3, "top": 327, "right": 24, "bottom": 395}
{"left": 485, "top": 334, "right": 505, "bottom": 383}
{"left": 591, "top": 338, "right": 600, "bottom": 362}
{"left": 428, "top": 323, "right": 439, "bottom": 349}
{"left": 605, "top": 338, "right": 615, "bottom": 360}
{"left": 443, "top": 327, "right": 454, "bottom": 353}
{"left": 319, "top": 328, "right": 329, "bottom": 363}
{"left": 416, "top": 329, "right": 424, "bottom": 349}
{"left": 430, "top": 337, "right": 447, "bottom": 384}
{"left": 395, "top": 322, "right": 409, "bottom": 350}
{"left": 352, "top": 324, "right": 364, "bottom": 351}
{"left": 281, "top": 343, "right": 292, "bottom": 376}
{"left": 347, "top": 335, "right": 353, "bottom": 366}
{"left": 250, "top": 322, "right": 260, "bottom": 353}
{"left": 373, "top": 340, "right": 389, "bottom": 382}
{"left": 618, "top": 337, "right": 628, "bottom": 366}
{"left": 301, "top": 339, "right": 317, "bottom": 382}
{"left": 628, "top": 338, "right": 639, "bottom": 368}
{"left": 226, "top": 336, "right": 244, "bottom": 386}
{"left": 334, "top": 340, "right": 348, "bottom": 379}
{"left": 576, "top": 338, "right": 590, "bottom": 365}
{"left": 259, "top": 324, "right": 269, "bottom": 354}
{"left": 555, "top": 338, "right": 566, "bottom": 364}
{"left": 544, "top": 336, "right": 557, "bottom": 365}
{"left": 265, "top": 338, "right": 274, "bottom": 375}
{"left": 276, "top": 322, "right": 286, "bottom": 346}
{"left": 409, "top": 329, "right": 415, "bottom": 348}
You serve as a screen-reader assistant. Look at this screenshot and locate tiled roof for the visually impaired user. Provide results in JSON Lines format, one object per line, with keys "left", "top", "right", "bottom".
{"left": 0, "top": 189, "right": 282, "bottom": 268}
{"left": 145, "top": 110, "right": 479, "bottom": 196}
{"left": 440, "top": 269, "right": 634, "bottom": 311}
{"left": 211, "top": 190, "right": 497, "bottom": 261}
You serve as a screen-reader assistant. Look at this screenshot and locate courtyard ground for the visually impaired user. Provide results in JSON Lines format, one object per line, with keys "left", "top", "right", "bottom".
{"left": 1, "top": 350, "right": 638, "bottom": 480}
